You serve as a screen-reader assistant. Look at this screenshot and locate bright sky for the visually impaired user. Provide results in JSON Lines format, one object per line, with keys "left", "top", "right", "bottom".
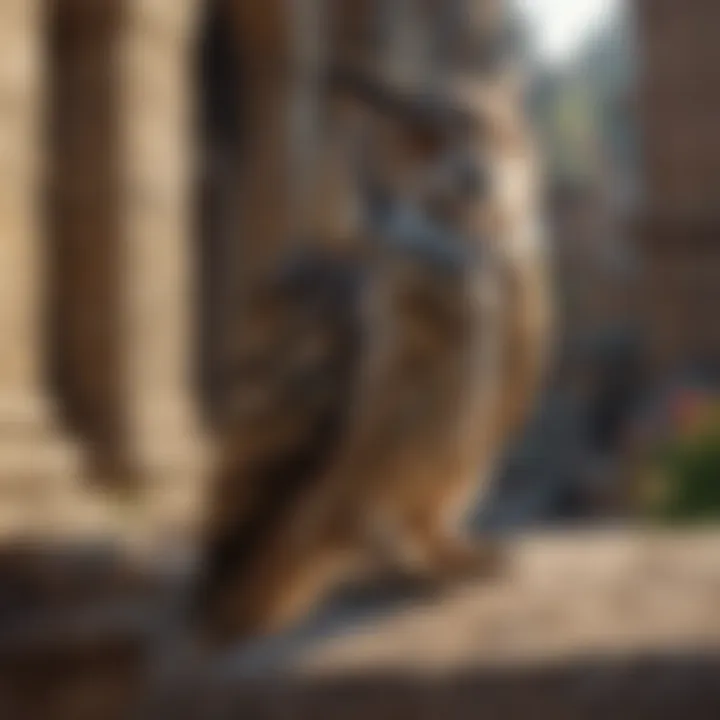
{"left": 515, "top": 0, "right": 620, "bottom": 64}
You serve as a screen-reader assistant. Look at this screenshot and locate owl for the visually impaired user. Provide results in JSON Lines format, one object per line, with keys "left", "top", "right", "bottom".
{"left": 190, "top": 0, "right": 552, "bottom": 647}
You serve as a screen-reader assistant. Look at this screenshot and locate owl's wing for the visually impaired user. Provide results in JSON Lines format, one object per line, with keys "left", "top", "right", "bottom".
{"left": 193, "top": 249, "right": 365, "bottom": 619}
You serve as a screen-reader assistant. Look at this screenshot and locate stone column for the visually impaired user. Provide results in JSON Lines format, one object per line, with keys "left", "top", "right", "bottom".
{"left": 118, "top": 0, "right": 207, "bottom": 536}
{"left": 48, "top": 0, "right": 125, "bottom": 485}
{"left": 0, "top": 0, "right": 79, "bottom": 536}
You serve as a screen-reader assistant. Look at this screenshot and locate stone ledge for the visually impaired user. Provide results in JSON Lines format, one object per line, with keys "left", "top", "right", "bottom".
{"left": 0, "top": 530, "right": 719, "bottom": 719}
{"left": 149, "top": 530, "right": 714, "bottom": 683}
{"left": 205, "top": 652, "right": 720, "bottom": 720}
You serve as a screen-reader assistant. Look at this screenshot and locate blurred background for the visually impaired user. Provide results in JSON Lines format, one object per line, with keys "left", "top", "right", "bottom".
{"left": 491, "top": 0, "right": 720, "bottom": 528}
{"left": 0, "top": 1, "right": 719, "bottom": 718}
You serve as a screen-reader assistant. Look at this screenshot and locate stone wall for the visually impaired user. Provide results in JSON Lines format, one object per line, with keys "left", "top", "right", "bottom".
{"left": 638, "top": 219, "right": 720, "bottom": 377}
{"left": 635, "top": 0, "right": 720, "bottom": 376}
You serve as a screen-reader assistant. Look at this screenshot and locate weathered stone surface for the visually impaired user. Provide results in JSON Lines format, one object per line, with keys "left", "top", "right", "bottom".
{"left": 635, "top": 0, "right": 720, "bottom": 373}
{"left": 0, "top": 0, "right": 83, "bottom": 535}
{"left": 1, "top": 531, "right": 719, "bottom": 719}
{"left": 46, "top": 0, "right": 207, "bottom": 500}
{"left": 118, "top": 0, "right": 207, "bottom": 494}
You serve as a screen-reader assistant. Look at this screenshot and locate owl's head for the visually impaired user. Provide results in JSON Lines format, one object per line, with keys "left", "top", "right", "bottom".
{"left": 330, "top": 0, "right": 540, "bottom": 253}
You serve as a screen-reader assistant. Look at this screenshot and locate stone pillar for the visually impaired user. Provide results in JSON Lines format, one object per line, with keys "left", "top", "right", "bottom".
{"left": 48, "top": 0, "right": 125, "bottom": 483}
{"left": 0, "top": 0, "right": 79, "bottom": 536}
{"left": 118, "top": 0, "right": 207, "bottom": 535}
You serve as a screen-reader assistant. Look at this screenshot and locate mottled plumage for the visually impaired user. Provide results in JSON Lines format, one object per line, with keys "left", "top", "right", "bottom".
{"left": 191, "top": 0, "right": 552, "bottom": 647}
